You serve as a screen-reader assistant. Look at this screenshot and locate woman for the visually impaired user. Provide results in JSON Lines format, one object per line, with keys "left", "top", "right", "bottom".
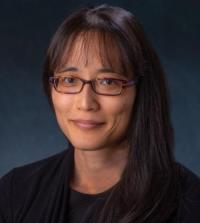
{"left": 0, "top": 4, "right": 199, "bottom": 223}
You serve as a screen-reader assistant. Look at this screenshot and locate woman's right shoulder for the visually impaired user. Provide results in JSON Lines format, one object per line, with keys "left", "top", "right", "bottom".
{"left": 0, "top": 148, "right": 72, "bottom": 222}
{"left": 0, "top": 148, "right": 69, "bottom": 188}
{"left": 0, "top": 149, "right": 70, "bottom": 200}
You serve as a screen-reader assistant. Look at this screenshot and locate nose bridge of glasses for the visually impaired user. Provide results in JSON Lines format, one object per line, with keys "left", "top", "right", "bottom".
{"left": 80, "top": 78, "right": 96, "bottom": 92}
{"left": 77, "top": 79, "right": 99, "bottom": 108}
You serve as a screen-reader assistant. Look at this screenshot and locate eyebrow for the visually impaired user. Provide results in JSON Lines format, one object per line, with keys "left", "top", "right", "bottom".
{"left": 57, "top": 66, "right": 118, "bottom": 74}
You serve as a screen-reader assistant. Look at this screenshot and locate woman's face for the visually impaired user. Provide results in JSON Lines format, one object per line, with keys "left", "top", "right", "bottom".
{"left": 51, "top": 37, "right": 137, "bottom": 152}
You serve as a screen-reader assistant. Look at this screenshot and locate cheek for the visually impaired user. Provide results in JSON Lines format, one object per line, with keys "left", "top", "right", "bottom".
{"left": 51, "top": 90, "right": 77, "bottom": 141}
{"left": 51, "top": 91, "right": 74, "bottom": 132}
{"left": 103, "top": 91, "right": 136, "bottom": 127}
{"left": 51, "top": 90, "right": 73, "bottom": 113}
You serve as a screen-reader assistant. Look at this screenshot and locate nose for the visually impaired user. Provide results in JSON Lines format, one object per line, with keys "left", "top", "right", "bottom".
{"left": 75, "top": 82, "right": 100, "bottom": 111}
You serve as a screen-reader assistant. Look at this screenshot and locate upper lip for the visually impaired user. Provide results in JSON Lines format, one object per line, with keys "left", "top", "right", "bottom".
{"left": 72, "top": 119, "right": 104, "bottom": 125}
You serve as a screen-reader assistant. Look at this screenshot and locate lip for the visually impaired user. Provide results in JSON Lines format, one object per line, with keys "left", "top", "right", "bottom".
{"left": 71, "top": 119, "right": 105, "bottom": 129}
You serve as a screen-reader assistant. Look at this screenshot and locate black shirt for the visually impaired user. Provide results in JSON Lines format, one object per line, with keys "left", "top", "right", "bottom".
{"left": 67, "top": 187, "right": 112, "bottom": 223}
{"left": 0, "top": 148, "right": 200, "bottom": 223}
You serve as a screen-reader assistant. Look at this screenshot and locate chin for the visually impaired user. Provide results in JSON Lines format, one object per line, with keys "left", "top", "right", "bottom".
{"left": 69, "top": 139, "right": 107, "bottom": 151}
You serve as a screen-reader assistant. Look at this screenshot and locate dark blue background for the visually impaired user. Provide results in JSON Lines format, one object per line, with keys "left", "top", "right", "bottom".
{"left": 0, "top": 0, "right": 199, "bottom": 177}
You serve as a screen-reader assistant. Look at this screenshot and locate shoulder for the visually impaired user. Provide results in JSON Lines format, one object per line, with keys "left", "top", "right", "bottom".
{"left": 178, "top": 163, "right": 200, "bottom": 200}
{"left": 0, "top": 148, "right": 71, "bottom": 189}
{"left": 13, "top": 149, "right": 70, "bottom": 179}
{"left": 0, "top": 147, "right": 73, "bottom": 187}
{"left": 177, "top": 163, "right": 200, "bottom": 222}
{"left": 0, "top": 148, "right": 73, "bottom": 221}
{"left": 0, "top": 148, "right": 68, "bottom": 182}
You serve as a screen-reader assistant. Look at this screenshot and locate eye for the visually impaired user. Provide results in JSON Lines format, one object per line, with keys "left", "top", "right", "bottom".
{"left": 99, "top": 78, "right": 116, "bottom": 86}
{"left": 60, "top": 76, "right": 80, "bottom": 87}
{"left": 63, "top": 76, "right": 75, "bottom": 84}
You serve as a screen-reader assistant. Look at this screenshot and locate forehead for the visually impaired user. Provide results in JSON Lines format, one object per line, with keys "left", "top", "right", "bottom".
{"left": 57, "top": 30, "right": 127, "bottom": 75}
{"left": 64, "top": 35, "right": 103, "bottom": 68}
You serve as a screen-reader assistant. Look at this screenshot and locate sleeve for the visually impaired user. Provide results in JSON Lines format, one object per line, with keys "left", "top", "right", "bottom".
{"left": 0, "top": 170, "right": 14, "bottom": 223}
{"left": 178, "top": 170, "right": 200, "bottom": 223}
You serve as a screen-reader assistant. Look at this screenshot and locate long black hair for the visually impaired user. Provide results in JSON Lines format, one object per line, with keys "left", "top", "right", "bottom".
{"left": 43, "top": 4, "right": 181, "bottom": 223}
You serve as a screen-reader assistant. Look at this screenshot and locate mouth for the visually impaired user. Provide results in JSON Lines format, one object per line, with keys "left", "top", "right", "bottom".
{"left": 71, "top": 119, "right": 105, "bottom": 129}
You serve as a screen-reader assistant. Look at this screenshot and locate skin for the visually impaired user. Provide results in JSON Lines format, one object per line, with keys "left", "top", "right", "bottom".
{"left": 51, "top": 37, "right": 137, "bottom": 194}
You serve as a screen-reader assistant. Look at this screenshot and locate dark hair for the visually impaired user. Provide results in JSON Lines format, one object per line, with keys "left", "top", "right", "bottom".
{"left": 43, "top": 4, "right": 181, "bottom": 223}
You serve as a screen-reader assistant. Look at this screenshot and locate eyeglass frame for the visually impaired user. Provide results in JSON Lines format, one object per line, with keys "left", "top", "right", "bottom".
{"left": 49, "top": 76, "right": 138, "bottom": 96}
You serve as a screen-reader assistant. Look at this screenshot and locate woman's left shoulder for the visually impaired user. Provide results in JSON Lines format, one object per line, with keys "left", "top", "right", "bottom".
{"left": 176, "top": 163, "right": 200, "bottom": 222}
{"left": 178, "top": 163, "right": 200, "bottom": 197}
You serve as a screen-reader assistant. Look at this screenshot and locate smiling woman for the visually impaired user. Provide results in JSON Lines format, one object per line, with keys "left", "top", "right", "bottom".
{"left": 50, "top": 35, "right": 136, "bottom": 154}
{"left": 0, "top": 4, "right": 200, "bottom": 223}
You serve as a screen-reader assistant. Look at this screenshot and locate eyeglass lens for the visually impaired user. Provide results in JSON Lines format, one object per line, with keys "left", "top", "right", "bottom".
{"left": 56, "top": 76, "right": 123, "bottom": 95}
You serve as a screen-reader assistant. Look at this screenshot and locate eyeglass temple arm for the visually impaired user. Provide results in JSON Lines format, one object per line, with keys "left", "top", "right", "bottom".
{"left": 123, "top": 79, "right": 139, "bottom": 87}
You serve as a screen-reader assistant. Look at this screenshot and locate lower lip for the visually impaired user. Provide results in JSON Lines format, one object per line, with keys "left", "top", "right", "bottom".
{"left": 72, "top": 121, "right": 104, "bottom": 129}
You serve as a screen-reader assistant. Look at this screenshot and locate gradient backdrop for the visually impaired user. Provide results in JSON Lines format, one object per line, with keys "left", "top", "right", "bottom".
{"left": 0, "top": 0, "right": 199, "bottom": 177}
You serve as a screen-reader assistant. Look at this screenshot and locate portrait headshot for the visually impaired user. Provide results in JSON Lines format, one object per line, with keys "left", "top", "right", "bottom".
{"left": 0, "top": 1, "right": 200, "bottom": 223}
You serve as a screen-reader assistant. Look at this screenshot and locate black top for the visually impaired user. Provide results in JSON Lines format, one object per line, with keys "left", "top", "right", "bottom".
{"left": 0, "top": 147, "right": 200, "bottom": 223}
{"left": 67, "top": 187, "right": 112, "bottom": 223}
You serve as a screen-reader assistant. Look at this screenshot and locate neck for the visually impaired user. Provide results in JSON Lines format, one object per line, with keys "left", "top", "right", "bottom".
{"left": 70, "top": 142, "right": 129, "bottom": 194}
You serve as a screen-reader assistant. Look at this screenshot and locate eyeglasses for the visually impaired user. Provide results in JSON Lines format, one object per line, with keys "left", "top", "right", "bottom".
{"left": 49, "top": 76, "right": 138, "bottom": 96}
